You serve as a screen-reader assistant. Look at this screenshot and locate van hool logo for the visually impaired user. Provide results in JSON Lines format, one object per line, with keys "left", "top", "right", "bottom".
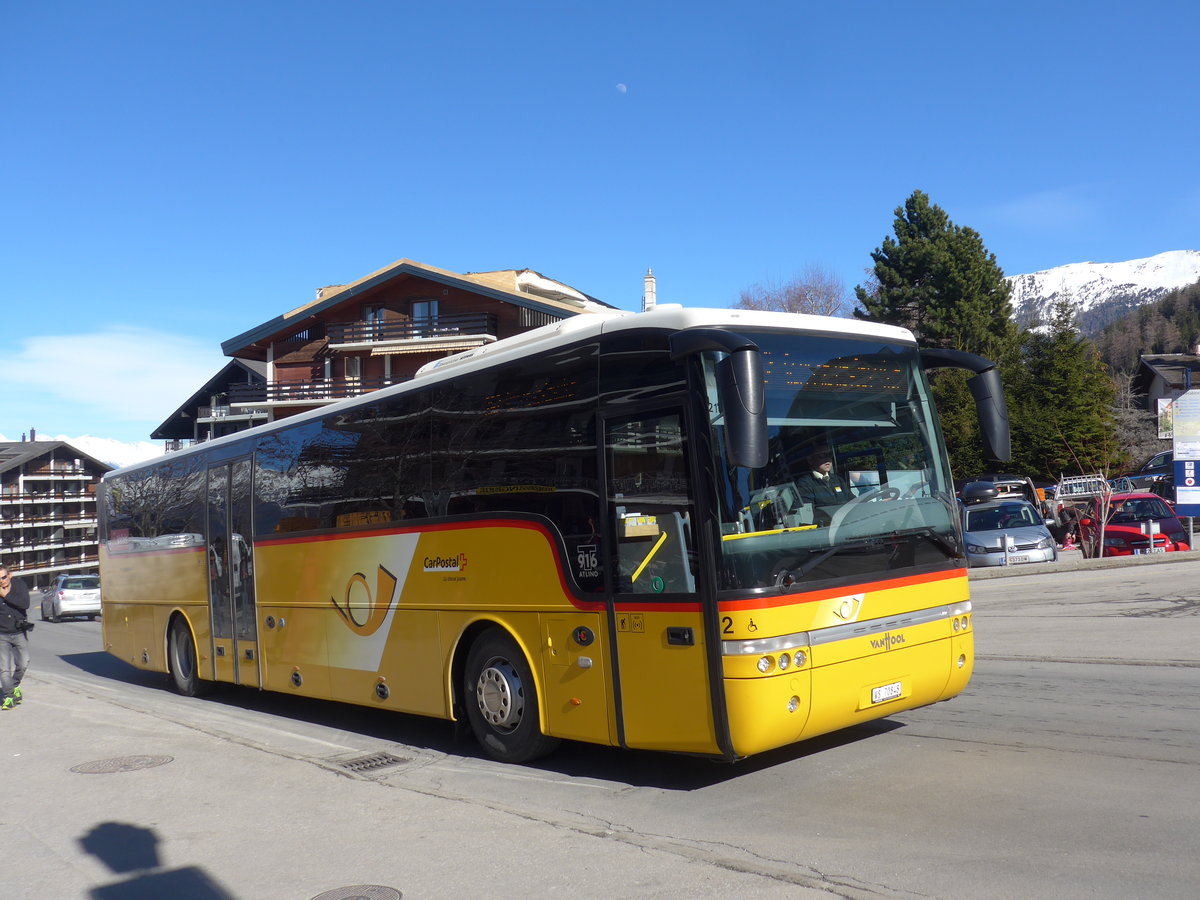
{"left": 424, "top": 553, "right": 467, "bottom": 573}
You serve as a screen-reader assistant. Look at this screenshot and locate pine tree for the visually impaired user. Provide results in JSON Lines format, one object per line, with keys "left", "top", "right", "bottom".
{"left": 854, "top": 190, "right": 1020, "bottom": 476}
{"left": 854, "top": 190, "right": 1019, "bottom": 361}
{"left": 1016, "top": 300, "right": 1120, "bottom": 480}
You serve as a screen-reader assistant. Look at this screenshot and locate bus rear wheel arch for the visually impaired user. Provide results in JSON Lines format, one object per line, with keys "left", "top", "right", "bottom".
{"left": 462, "top": 627, "right": 559, "bottom": 763}
{"left": 167, "top": 615, "right": 210, "bottom": 697}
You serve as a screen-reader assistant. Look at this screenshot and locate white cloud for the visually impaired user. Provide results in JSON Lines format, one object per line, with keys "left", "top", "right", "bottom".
{"left": 0, "top": 432, "right": 166, "bottom": 469}
{"left": 0, "top": 327, "right": 227, "bottom": 445}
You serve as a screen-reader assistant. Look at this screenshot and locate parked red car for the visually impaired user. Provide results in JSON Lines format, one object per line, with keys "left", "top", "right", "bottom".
{"left": 1078, "top": 492, "right": 1191, "bottom": 558}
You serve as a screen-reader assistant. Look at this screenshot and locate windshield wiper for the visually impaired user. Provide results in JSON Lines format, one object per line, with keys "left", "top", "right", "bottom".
{"left": 888, "top": 525, "right": 961, "bottom": 559}
{"left": 775, "top": 527, "right": 960, "bottom": 591}
{"left": 778, "top": 538, "right": 884, "bottom": 588}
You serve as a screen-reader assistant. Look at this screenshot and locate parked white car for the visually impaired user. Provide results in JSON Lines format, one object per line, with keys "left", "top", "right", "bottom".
{"left": 41, "top": 574, "right": 101, "bottom": 622}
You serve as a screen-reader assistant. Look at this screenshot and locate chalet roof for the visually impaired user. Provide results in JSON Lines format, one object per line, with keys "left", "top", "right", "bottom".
{"left": 1136, "top": 353, "right": 1200, "bottom": 393}
{"left": 0, "top": 440, "right": 112, "bottom": 476}
{"left": 150, "top": 359, "right": 268, "bottom": 441}
{"left": 221, "top": 258, "right": 615, "bottom": 359}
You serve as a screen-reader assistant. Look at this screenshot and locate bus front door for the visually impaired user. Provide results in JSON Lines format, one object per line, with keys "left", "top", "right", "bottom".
{"left": 205, "top": 459, "right": 260, "bottom": 687}
{"left": 605, "top": 410, "right": 720, "bottom": 755}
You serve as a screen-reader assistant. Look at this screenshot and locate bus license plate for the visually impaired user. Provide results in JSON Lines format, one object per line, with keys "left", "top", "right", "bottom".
{"left": 872, "top": 681, "right": 902, "bottom": 704}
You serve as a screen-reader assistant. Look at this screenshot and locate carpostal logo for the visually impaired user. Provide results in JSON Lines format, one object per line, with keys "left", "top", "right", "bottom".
{"left": 424, "top": 552, "right": 468, "bottom": 573}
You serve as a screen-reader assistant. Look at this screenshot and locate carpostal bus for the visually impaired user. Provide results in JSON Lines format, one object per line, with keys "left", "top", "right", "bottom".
{"left": 99, "top": 305, "right": 1009, "bottom": 763}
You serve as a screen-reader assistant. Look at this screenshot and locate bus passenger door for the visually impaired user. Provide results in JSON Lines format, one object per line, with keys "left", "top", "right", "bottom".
{"left": 604, "top": 410, "right": 720, "bottom": 754}
{"left": 206, "top": 460, "right": 260, "bottom": 687}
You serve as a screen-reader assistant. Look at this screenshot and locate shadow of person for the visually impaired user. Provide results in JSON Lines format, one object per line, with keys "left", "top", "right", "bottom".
{"left": 80, "top": 821, "right": 235, "bottom": 900}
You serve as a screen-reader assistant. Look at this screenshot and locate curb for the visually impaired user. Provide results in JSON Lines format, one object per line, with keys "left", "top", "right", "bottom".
{"left": 968, "top": 547, "right": 1200, "bottom": 579}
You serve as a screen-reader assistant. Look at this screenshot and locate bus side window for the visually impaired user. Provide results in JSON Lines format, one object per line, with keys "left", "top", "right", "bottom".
{"left": 606, "top": 411, "right": 697, "bottom": 595}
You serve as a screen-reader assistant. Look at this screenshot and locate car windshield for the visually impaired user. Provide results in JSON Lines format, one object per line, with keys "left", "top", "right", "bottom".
{"left": 703, "top": 331, "right": 959, "bottom": 591}
{"left": 965, "top": 502, "right": 1041, "bottom": 532}
{"left": 1108, "top": 498, "right": 1174, "bottom": 523}
{"left": 62, "top": 577, "right": 100, "bottom": 590}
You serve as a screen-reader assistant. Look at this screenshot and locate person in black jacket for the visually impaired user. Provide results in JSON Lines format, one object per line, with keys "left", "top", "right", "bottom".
{"left": 795, "top": 444, "right": 853, "bottom": 525}
{"left": 0, "top": 564, "right": 31, "bottom": 710}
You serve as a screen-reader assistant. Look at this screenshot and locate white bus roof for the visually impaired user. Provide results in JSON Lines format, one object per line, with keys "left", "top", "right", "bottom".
{"left": 415, "top": 304, "right": 916, "bottom": 379}
{"left": 107, "top": 306, "right": 917, "bottom": 479}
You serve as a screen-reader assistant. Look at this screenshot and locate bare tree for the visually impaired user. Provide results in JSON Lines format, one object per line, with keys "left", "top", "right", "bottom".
{"left": 1111, "top": 371, "right": 1167, "bottom": 468}
{"left": 735, "top": 264, "right": 848, "bottom": 317}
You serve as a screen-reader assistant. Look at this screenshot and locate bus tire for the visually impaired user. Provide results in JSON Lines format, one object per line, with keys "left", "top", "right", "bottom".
{"left": 168, "top": 618, "right": 208, "bottom": 697}
{"left": 463, "top": 628, "right": 560, "bottom": 763}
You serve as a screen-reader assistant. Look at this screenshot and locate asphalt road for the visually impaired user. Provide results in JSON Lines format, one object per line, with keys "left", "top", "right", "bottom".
{"left": 5, "top": 559, "right": 1199, "bottom": 899}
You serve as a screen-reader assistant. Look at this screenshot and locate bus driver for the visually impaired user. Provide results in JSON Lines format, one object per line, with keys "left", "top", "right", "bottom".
{"left": 795, "top": 444, "right": 853, "bottom": 525}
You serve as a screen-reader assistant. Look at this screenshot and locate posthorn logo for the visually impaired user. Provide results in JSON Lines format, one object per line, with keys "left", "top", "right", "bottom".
{"left": 424, "top": 553, "right": 467, "bottom": 573}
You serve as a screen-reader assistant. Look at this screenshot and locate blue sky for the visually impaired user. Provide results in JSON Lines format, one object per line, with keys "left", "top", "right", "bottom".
{"left": 3, "top": 1, "right": 1198, "bottom": 462}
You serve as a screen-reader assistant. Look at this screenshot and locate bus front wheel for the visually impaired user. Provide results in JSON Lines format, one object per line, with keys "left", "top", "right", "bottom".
{"left": 168, "top": 618, "right": 208, "bottom": 697}
{"left": 463, "top": 628, "right": 560, "bottom": 763}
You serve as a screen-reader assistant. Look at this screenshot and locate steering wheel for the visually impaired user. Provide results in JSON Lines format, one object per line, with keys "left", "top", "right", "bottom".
{"left": 903, "top": 480, "right": 930, "bottom": 499}
{"left": 827, "top": 486, "right": 901, "bottom": 543}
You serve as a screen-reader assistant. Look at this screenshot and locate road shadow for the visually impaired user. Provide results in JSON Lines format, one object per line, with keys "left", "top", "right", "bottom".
{"left": 59, "top": 650, "right": 905, "bottom": 790}
{"left": 80, "top": 821, "right": 234, "bottom": 899}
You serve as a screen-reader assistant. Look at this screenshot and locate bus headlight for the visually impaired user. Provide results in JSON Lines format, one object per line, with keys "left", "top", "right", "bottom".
{"left": 778, "top": 652, "right": 791, "bottom": 671}
{"left": 757, "top": 656, "right": 774, "bottom": 673}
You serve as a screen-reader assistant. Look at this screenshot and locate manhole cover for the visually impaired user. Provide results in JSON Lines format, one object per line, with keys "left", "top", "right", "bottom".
{"left": 336, "top": 752, "right": 408, "bottom": 774}
{"left": 70, "top": 755, "right": 174, "bottom": 774}
{"left": 311, "top": 887, "right": 402, "bottom": 900}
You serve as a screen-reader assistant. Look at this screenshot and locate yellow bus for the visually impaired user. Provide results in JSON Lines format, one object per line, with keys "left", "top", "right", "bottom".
{"left": 99, "top": 306, "right": 1009, "bottom": 762}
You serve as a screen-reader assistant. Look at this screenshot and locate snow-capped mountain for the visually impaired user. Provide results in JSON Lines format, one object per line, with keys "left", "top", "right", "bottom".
{"left": 1008, "top": 250, "right": 1200, "bottom": 335}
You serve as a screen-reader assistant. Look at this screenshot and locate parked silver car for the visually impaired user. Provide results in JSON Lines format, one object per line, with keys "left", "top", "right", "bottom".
{"left": 962, "top": 499, "right": 1058, "bottom": 568}
{"left": 41, "top": 574, "right": 101, "bottom": 622}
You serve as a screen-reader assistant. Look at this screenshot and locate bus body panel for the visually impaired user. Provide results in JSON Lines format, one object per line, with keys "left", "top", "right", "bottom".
{"left": 251, "top": 522, "right": 616, "bottom": 743}
{"left": 100, "top": 544, "right": 208, "bottom": 674}
{"left": 720, "top": 571, "right": 973, "bottom": 757}
{"left": 612, "top": 607, "right": 720, "bottom": 754}
{"left": 539, "top": 613, "right": 614, "bottom": 744}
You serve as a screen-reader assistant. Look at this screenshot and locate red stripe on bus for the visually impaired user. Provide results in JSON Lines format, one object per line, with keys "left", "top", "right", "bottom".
{"left": 718, "top": 567, "right": 967, "bottom": 612}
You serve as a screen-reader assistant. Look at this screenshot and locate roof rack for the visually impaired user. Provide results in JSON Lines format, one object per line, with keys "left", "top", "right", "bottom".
{"left": 1055, "top": 474, "right": 1111, "bottom": 501}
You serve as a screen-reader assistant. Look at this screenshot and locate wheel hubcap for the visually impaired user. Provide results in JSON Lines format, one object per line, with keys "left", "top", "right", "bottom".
{"left": 476, "top": 659, "right": 524, "bottom": 731}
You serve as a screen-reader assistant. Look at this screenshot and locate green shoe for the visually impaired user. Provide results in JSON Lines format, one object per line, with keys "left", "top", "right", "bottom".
{"left": 12, "top": 687, "right": 21, "bottom": 704}
{"left": 1, "top": 698, "right": 13, "bottom": 711}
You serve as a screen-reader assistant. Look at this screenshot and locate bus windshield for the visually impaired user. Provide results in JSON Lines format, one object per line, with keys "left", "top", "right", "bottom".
{"left": 705, "top": 331, "right": 959, "bottom": 591}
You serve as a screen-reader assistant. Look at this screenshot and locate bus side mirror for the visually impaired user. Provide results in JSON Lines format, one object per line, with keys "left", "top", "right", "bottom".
{"left": 919, "top": 348, "right": 1011, "bottom": 463}
{"left": 717, "top": 349, "right": 768, "bottom": 469}
{"left": 669, "top": 328, "right": 768, "bottom": 469}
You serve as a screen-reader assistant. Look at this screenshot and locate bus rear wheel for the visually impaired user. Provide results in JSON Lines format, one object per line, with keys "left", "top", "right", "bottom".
{"left": 168, "top": 618, "right": 208, "bottom": 697}
{"left": 464, "top": 628, "right": 559, "bottom": 763}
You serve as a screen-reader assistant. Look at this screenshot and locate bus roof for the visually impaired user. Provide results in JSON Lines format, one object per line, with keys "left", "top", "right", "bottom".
{"left": 416, "top": 305, "right": 915, "bottom": 378}
{"left": 107, "top": 305, "right": 916, "bottom": 480}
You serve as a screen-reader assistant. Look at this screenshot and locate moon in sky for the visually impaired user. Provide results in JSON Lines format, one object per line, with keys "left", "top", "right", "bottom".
{"left": 616, "top": 83, "right": 627, "bottom": 94}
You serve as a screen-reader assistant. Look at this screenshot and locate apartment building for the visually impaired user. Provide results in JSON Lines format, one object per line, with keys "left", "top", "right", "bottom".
{"left": 0, "top": 439, "right": 112, "bottom": 586}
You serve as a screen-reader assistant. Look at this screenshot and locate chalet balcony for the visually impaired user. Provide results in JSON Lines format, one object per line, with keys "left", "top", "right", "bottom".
{"left": 227, "top": 376, "right": 411, "bottom": 406}
{"left": 326, "top": 312, "right": 498, "bottom": 353}
{"left": 197, "top": 405, "right": 269, "bottom": 423}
